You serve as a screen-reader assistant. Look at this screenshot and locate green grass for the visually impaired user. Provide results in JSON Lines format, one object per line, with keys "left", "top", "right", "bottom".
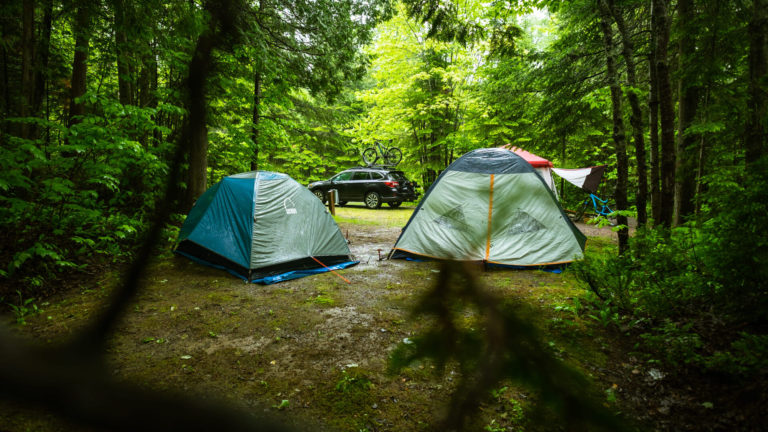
{"left": 584, "top": 235, "right": 617, "bottom": 254}
{"left": 332, "top": 205, "right": 414, "bottom": 228}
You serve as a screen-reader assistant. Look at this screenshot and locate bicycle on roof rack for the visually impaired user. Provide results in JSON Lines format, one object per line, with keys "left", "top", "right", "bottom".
{"left": 362, "top": 140, "right": 402, "bottom": 166}
{"left": 570, "top": 193, "right": 616, "bottom": 225}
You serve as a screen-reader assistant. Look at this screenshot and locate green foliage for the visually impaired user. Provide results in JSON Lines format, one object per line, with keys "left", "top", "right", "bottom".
{"left": 485, "top": 386, "right": 526, "bottom": 431}
{"left": 322, "top": 367, "right": 376, "bottom": 425}
{"left": 586, "top": 298, "right": 621, "bottom": 328}
{"left": 1, "top": 0, "right": 394, "bottom": 299}
{"left": 639, "top": 320, "right": 704, "bottom": 367}
{"left": 350, "top": 2, "right": 490, "bottom": 187}
{"left": 1, "top": 94, "right": 174, "bottom": 294}
{"left": 6, "top": 290, "right": 43, "bottom": 325}
{"left": 698, "top": 158, "right": 768, "bottom": 317}
{"left": 389, "top": 262, "right": 626, "bottom": 431}
{"left": 272, "top": 399, "right": 290, "bottom": 410}
{"left": 572, "top": 160, "right": 768, "bottom": 376}
{"left": 704, "top": 333, "right": 768, "bottom": 376}
{"left": 572, "top": 227, "right": 712, "bottom": 319}
{"left": 638, "top": 326, "right": 768, "bottom": 377}
{"left": 335, "top": 368, "right": 373, "bottom": 394}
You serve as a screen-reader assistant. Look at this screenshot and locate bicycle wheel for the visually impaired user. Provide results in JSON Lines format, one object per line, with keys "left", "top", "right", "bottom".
{"left": 384, "top": 147, "right": 402, "bottom": 165}
{"left": 362, "top": 148, "right": 378, "bottom": 165}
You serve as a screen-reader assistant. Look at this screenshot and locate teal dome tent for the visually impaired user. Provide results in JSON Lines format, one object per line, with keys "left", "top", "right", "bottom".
{"left": 176, "top": 171, "right": 357, "bottom": 284}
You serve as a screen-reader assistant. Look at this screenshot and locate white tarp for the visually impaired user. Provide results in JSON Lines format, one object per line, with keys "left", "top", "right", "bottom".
{"left": 552, "top": 166, "right": 606, "bottom": 194}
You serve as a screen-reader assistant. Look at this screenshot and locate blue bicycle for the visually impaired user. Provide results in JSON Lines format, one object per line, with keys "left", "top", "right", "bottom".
{"left": 570, "top": 193, "right": 616, "bottom": 224}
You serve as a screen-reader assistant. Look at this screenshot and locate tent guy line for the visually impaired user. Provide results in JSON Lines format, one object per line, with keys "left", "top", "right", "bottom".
{"left": 310, "top": 256, "right": 352, "bottom": 284}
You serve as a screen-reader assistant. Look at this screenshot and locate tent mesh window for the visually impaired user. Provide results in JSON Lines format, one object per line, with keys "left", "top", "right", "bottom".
{"left": 505, "top": 210, "right": 545, "bottom": 236}
{"left": 433, "top": 205, "right": 469, "bottom": 231}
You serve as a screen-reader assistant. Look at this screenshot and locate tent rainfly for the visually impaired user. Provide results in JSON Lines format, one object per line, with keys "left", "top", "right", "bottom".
{"left": 390, "top": 148, "right": 586, "bottom": 267}
{"left": 502, "top": 145, "right": 558, "bottom": 196}
{"left": 175, "top": 171, "right": 357, "bottom": 284}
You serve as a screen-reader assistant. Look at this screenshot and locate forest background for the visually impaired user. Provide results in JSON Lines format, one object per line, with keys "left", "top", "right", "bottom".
{"left": 1, "top": 0, "right": 768, "bottom": 426}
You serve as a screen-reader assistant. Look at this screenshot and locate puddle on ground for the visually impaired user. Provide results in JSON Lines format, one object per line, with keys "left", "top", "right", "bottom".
{"left": 340, "top": 223, "right": 409, "bottom": 272}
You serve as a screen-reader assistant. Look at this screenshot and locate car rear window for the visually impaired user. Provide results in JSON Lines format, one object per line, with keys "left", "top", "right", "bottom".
{"left": 370, "top": 172, "right": 386, "bottom": 180}
{"left": 388, "top": 171, "right": 407, "bottom": 182}
{"left": 352, "top": 171, "right": 371, "bottom": 180}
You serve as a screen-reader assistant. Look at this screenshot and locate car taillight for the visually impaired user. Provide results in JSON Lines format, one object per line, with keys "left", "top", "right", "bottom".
{"left": 384, "top": 181, "right": 399, "bottom": 188}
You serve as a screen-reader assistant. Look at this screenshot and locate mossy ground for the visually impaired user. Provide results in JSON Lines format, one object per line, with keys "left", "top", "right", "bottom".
{"left": 0, "top": 206, "right": 641, "bottom": 431}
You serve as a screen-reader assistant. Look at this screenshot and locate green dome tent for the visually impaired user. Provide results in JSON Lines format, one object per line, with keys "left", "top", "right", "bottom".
{"left": 390, "top": 148, "right": 586, "bottom": 267}
{"left": 176, "top": 171, "right": 357, "bottom": 284}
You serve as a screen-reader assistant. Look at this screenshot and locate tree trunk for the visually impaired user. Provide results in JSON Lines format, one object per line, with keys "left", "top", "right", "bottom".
{"left": 649, "top": 3, "right": 661, "bottom": 224}
{"left": 674, "top": 0, "right": 700, "bottom": 225}
{"left": 138, "top": 46, "right": 156, "bottom": 109}
{"left": 138, "top": 37, "right": 157, "bottom": 146}
{"left": 149, "top": 39, "right": 162, "bottom": 144}
{"left": 693, "top": 0, "right": 721, "bottom": 218}
{"left": 745, "top": 0, "right": 768, "bottom": 168}
{"left": 695, "top": 120, "right": 708, "bottom": 216}
{"left": 2, "top": 41, "right": 9, "bottom": 120}
{"left": 20, "top": 0, "right": 35, "bottom": 140}
{"left": 185, "top": 32, "right": 214, "bottom": 210}
{"left": 598, "top": 0, "right": 630, "bottom": 254}
{"left": 182, "top": 0, "right": 247, "bottom": 209}
{"left": 608, "top": 0, "right": 647, "bottom": 227}
{"left": 250, "top": 70, "right": 262, "bottom": 171}
{"left": 34, "top": 0, "right": 52, "bottom": 119}
{"left": 114, "top": 0, "right": 133, "bottom": 106}
{"left": 68, "top": 4, "right": 90, "bottom": 126}
{"left": 652, "top": 0, "right": 675, "bottom": 227}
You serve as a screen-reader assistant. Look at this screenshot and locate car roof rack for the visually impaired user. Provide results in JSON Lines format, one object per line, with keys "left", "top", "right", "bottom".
{"left": 350, "top": 164, "right": 400, "bottom": 170}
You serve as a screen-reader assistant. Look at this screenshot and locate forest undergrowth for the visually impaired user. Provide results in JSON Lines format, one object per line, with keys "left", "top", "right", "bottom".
{"left": 0, "top": 207, "right": 765, "bottom": 431}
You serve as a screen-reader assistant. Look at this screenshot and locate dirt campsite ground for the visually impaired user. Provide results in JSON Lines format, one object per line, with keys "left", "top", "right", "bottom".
{"left": 1, "top": 205, "right": 753, "bottom": 432}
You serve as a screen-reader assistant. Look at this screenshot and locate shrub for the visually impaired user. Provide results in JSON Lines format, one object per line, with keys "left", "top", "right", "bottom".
{"left": 572, "top": 158, "right": 768, "bottom": 377}
{"left": 698, "top": 157, "right": 768, "bottom": 320}
{"left": 0, "top": 95, "right": 175, "bottom": 297}
{"left": 571, "top": 226, "right": 711, "bottom": 320}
